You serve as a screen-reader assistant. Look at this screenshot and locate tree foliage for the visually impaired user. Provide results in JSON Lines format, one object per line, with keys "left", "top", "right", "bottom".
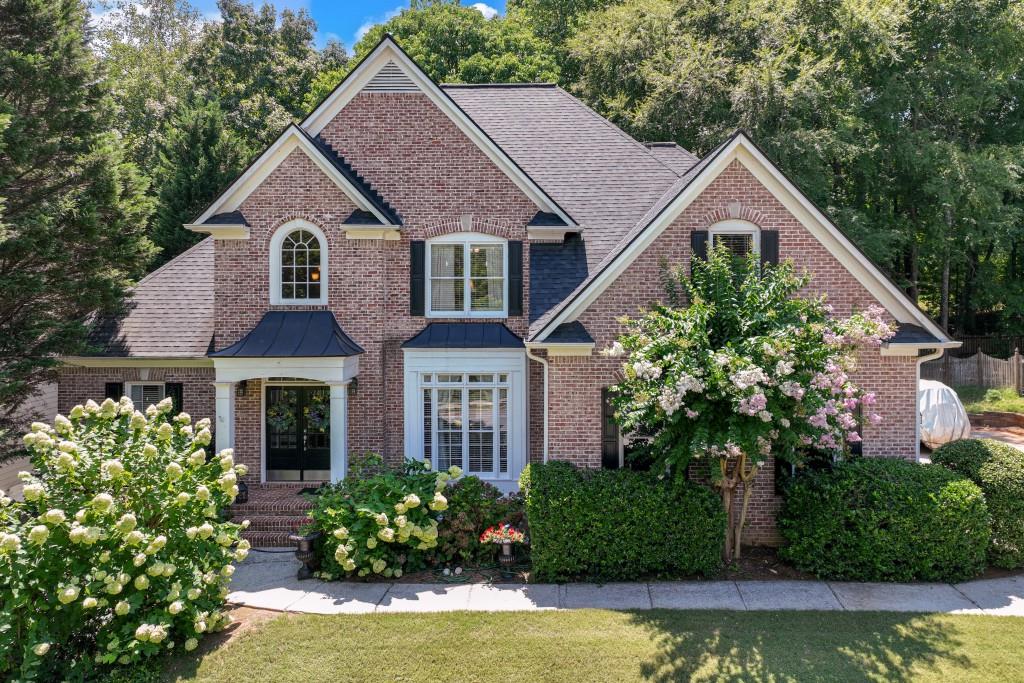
{"left": 150, "top": 98, "right": 246, "bottom": 265}
{"left": 0, "top": 0, "right": 153, "bottom": 434}
{"left": 568, "top": 0, "right": 1024, "bottom": 334}
{"left": 304, "top": 0, "right": 560, "bottom": 109}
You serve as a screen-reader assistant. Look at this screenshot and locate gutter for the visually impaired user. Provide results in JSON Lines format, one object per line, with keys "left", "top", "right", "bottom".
{"left": 915, "top": 347, "right": 947, "bottom": 463}
{"left": 524, "top": 347, "right": 549, "bottom": 463}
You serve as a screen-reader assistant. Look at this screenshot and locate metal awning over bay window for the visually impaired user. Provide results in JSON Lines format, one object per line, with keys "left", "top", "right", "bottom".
{"left": 402, "top": 323, "right": 527, "bottom": 490}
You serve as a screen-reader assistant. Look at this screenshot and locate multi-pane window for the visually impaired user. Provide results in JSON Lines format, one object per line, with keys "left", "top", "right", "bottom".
{"left": 428, "top": 238, "right": 505, "bottom": 315}
{"left": 128, "top": 383, "right": 165, "bottom": 408}
{"left": 280, "top": 229, "right": 323, "bottom": 301}
{"left": 421, "top": 373, "right": 509, "bottom": 477}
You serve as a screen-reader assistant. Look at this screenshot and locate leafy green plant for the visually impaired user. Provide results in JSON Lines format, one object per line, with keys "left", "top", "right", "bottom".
{"left": 308, "top": 457, "right": 461, "bottom": 579}
{"left": 934, "top": 438, "right": 1024, "bottom": 568}
{"left": 606, "top": 247, "right": 894, "bottom": 558}
{"left": 434, "top": 477, "right": 525, "bottom": 567}
{"left": 521, "top": 462, "right": 724, "bottom": 581}
{"left": 0, "top": 397, "right": 248, "bottom": 681}
{"left": 779, "top": 458, "right": 989, "bottom": 582}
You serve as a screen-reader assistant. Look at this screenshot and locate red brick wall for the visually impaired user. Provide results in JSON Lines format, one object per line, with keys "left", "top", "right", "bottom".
{"left": 56, "top": 366, "right": 216, "bottom": 426}
{"left": 544, "top": 160, "right": 921, "bottom": 545}
{"left": 215, "top": 92, "right": 539, "bottom": 476}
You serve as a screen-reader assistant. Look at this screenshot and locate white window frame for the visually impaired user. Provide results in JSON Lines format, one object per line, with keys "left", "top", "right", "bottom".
{"left": 269, "top": 219, "right": 329, "bottom": 306}
{"left": 126, "top": 382, "right": 166, "bottom": 408}
{"left": 403, "top": 349, "right": 527, "bottom": 489}
{"left": 425, "top": 232, "right": 508, "bottom": 318}
{"left": 420, "top": 372, "right": 510, "bottom": 479}
{"left": 708, "top": 219, "right": 761, "bottom": 257}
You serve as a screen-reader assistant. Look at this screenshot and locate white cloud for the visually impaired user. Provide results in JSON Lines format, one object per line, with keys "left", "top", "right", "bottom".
{"left": 471, "top": 2, "right": 499, "bottom": 20}
{"left": 353, "top": 5, "right": 404, "bottom": 46}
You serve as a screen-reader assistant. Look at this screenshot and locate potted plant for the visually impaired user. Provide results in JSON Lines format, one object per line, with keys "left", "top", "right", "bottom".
{"left": 480, "top": 523, "right": 526, "bottom": 572}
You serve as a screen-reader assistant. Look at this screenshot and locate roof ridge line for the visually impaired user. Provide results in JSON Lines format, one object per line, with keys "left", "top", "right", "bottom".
{"left": 440, "top": 82, "right": 558, "bottom": 88}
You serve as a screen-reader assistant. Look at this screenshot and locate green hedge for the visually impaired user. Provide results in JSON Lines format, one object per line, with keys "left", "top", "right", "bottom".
{"left": 934, "top": 438, "right": 1024, "bottom": 568}
{"left": 778, "top": 458, "right": 989, "bottom": 582}
{"left": 520, "top": 462, "right": 724, "bottom": 581}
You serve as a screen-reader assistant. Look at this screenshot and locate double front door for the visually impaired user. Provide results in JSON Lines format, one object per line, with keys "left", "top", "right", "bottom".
{"left": 266, "top": 386, "right": 330, "bottom": 481}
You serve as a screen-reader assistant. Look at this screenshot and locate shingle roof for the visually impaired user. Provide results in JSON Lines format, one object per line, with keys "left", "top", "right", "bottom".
{"left": 211, "top": 311, "right": 364, "bottom": 357}
{"left": 401, "top": 323, "right": 524, "bottom": 349}
{"left": 87, "top": 238, "right": 215, "bottom": 357}
{"left": 546, "top": 321, "right": 594, "bottom": 345}
{"left": 529, "top": 234, "right": 589, "bottom": 324}
{"left": 645, "top": 143, "right": 699, "bottom": 175}
{"left": 444, "top": 84, "right": 686, "bottom": 270}
{"left": 204, "top": 211, "right": 249, "bottom": 225}
{"left": 887, "top": 323, "right": 944, "bottom": 346}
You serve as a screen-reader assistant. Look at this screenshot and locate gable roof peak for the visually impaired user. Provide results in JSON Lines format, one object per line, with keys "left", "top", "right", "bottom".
{"left": 299, "top": 35, "right": 577, "bottom": 227}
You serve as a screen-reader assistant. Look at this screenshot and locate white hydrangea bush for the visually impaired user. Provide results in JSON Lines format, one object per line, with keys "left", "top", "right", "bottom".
{"left": 0, "top": 397, "right": 250, "bottom": 681}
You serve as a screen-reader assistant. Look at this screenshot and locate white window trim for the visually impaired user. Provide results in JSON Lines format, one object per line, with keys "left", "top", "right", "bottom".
{"left": 269, "top": 220, "right": 329, "bottom": 306}
{"left": 403, "top": 349, "right": 527, "bottom": 488}
{"left": 425, "top": 232, "right": 508, "bottom": 318}
{"left": 708, "top": 219, "right": 761, "bottom": 256}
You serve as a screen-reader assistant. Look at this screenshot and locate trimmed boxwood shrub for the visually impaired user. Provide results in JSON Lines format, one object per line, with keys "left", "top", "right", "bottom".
{"left": 934, "top": 438, "right": 1024, "bottom": 568}
{"left": 520, "top": 462, "right": 724, "bottom": 581}
{"left": 778, "top": 458, "right": 989, "bottom": 582}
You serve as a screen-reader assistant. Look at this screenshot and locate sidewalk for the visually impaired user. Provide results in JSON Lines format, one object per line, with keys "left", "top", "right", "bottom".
{"left": 228, "top": 550, "right": 1024, "bottom": 617}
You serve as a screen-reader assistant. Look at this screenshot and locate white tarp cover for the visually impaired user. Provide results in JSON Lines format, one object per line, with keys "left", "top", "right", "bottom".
{"left": 919, "top": 380, "right": 972, "bottom": 449}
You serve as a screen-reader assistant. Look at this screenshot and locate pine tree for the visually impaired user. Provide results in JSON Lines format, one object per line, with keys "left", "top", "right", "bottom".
{"left": 150, "top": 98, "right": 245, "bottom": 266}
{"left": 0, "top": 0, "right": 154, "bottom": 442}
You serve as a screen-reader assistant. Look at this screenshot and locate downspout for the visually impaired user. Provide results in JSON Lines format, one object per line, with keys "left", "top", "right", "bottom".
{"left": 525, "top": 346, "right": 549, "bottom": 463}
{"left": 915, "top": 347, "right": 946, "bottom": 463}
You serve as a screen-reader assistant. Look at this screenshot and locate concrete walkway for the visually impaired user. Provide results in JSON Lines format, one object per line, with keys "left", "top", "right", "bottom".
{"left": 227, "top": 550, "right": 1024, "bottom": 616}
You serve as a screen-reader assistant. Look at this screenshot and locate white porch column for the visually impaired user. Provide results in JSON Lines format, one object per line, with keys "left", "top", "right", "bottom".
{"left": 328, "top": 382, "right": 349, "bottom": 483}
{"left": 213, "top": 382, "right": 235, "bottom": 454}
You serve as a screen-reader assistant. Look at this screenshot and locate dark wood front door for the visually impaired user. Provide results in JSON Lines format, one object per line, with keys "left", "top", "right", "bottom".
{"left": 266, "top": 386, "right": 330, "bottom": 481}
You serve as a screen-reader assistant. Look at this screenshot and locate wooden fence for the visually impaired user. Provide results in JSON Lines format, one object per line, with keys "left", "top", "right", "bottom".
{"left": 921, "top": 349, "right": 1024, "bottom": 392}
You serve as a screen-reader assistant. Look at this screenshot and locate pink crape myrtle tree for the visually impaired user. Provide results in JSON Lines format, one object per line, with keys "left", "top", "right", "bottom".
{"left": 605, "top": 247, "right": 894, "bottom": 560}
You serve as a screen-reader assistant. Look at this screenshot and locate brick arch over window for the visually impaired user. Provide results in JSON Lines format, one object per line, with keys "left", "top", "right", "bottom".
{"left": 700, "top": 202, "right": 767, "bottom": 229}
{"left": 422, "top": 216, "right": 516, "bottom": 240}
{"left": 269, "top": 219, "right": 329, "bottom": 306}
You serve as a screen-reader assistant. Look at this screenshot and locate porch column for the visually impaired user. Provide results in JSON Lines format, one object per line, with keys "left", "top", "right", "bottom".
{"left": 213, "top": 382, "right": 235, "bottom": 454}
{"left": 328, "top": 382, "right": 349, "bottom": 483}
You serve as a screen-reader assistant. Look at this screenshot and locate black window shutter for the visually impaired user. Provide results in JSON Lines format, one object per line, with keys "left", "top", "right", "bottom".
{"left": 165, "top": 383, "right": 184, "bottom": 414}
{"left": 690, "top": 230, "right": 709, "bottom": 270}
{"left": 508, "top": 240, "right": 523, "bottom": 316}
{"left": 760, "top": 230, "right": 780, "bottom": 267}
{"left": 410, "top": 240, "right": 425, "bottom": 316}
{"left": 104, "top": 382, "right": 124, "bottom": 401}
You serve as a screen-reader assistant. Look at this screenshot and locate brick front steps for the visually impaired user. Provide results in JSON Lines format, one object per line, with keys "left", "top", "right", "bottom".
{"left": 231, "top": 483, "right": 321, "bottom": 548}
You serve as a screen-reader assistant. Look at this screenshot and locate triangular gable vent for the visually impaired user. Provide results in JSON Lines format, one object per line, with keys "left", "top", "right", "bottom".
{"left": 364, "top": 61, "right": 418, "bottom": 93}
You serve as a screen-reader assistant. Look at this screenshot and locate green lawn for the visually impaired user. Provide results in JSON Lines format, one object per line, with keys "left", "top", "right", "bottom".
{"left": 956, "top": 386, "right": 1024, "bottom": 414}
{"left": 164, "top": 609, "right": 1024, "bottom": 683}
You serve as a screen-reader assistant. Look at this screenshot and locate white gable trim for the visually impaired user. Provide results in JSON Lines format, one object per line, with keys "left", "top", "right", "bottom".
{"left": 534, "top": 133, "right": 950, "bottom": 344}
{"left": 189, "top": 124, "right": 395, "bottom": 228}
{"left": 301, "top": 37, "right": 576, "bottom": 228}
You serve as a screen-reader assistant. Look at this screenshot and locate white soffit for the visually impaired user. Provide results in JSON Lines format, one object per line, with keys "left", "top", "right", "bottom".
{"left": 301, "top": 37, "right": 576, "bottom": 228}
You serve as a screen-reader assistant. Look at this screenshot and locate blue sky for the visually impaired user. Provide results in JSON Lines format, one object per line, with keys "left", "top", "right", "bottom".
{"left": 187, "top": 0, "right": 507, "bottom": 49}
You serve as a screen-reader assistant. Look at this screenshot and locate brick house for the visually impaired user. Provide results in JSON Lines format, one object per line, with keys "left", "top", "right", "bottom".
{"left": 57, "top": 37, "right": 957, "bottom": 545}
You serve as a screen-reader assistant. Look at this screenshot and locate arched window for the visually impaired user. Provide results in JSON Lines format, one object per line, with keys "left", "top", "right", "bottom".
{"left": 270, "top": 221, "right": 328, "bottom": 305}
